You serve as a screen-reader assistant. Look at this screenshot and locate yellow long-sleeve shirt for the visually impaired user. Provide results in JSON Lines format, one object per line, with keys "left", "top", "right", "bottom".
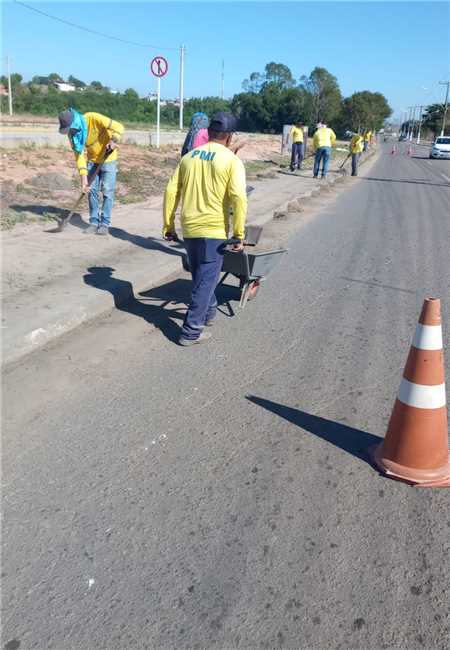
{"left": 313, "top": 127, "right": 336, "bottom": 149}
{"left": 163, "top": 142, "right": 247, "bottom": 240}
{"left": 364, "top": 130, "right": 372, "bottom": 142}
{"left": 350, "top": 134, "right": 364, "bottom": 154}
{"left": 74, "top": 112, "right": 124, "bottom": 176}
{"left": 290, "top": 126, "right": 304, "bottom": 143}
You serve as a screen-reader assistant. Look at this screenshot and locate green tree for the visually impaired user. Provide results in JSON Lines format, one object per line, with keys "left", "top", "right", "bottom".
{"left": 421, "top": 104, "right": 447, "bottom": 136}
{"left": 48, "top": 73, "right": 63, "bottom": 82}
{"left": 90, "top": 81, "right": 103, "bottom": 91}
{"left": 68, "top": 75, "right": 86, "bottom": 88}
{"left": 337, "top": 91, "right": 392, "bottom": 134}
{"left": 300, "top": 67, "right": 342, "bottom": 124}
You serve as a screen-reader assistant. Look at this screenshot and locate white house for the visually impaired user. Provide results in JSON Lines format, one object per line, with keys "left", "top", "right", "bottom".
{"left": 53, "top": 81, "right": 76, "bottom": 92}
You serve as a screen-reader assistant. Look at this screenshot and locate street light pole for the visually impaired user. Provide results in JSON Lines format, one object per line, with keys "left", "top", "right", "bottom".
{"left": 179, "top": 44, "right": 185, "bottom": 130}
{"left": 416, "top": 105, "right": 423, "bottom": 144}
{"left": 439, "top": 81, "right": 449, "bottom": 136}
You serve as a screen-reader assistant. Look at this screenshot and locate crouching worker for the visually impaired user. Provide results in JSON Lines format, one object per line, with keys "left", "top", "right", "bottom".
{"left": 58, "top": 108, "right": 124, "bottom": 235}
{"left": 163, "top": 112, "right": 247, "bottom": 346}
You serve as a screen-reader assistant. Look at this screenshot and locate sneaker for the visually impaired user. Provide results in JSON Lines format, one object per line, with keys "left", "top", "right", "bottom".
{"left": 205, "top": 318, "right": 215, "bottom": 327}
{"left": 97, "top": 225, "right": 109, "bottom": 236}
{"left": 84, "top": 224, "right": 98, "bottom": 234}
{"left": 179, "top": 331, "right": 212, "bottom": 346}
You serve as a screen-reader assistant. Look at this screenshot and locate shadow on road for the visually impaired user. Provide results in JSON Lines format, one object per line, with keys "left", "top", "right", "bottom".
{"left": 246, "top": 395, "right": 382, "bottom": 465}
{"left": 83, "top": 266, "right": 184, "bottom": 343}
{"left": 361, "top": 176, "right": 450, "bottom": 188}
{"left": 109, "top": 227, "right": 185, "bottom": 257}
{"left": 83, "top": 267, "right": 242, "bottom": 343}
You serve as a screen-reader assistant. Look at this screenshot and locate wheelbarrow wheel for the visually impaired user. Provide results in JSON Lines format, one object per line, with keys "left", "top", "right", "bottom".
{"left": 246, "top": 279, "right": 261, "bottom": 301}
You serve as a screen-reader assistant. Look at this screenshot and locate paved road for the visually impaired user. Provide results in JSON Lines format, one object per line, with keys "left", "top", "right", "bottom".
{"left": 3, "top": 144, "right": 450, "bottom": 650}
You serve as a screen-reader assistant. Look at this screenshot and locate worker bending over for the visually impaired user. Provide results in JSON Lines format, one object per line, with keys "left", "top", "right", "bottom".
{"left": 58, "top": 108, "right": 124, "bottom": 235}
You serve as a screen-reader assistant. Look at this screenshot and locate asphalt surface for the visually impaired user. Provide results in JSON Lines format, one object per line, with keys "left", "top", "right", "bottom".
{"left": 3, "top": 143, "right": 450, "bottom": 650}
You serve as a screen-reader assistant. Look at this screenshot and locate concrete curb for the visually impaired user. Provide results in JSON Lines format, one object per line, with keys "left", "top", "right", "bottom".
{"left": 2, "top": 148, "right": 379, "bottom": 368}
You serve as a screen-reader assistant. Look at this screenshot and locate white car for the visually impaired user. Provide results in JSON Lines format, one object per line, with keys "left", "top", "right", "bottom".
{"left": 429, "top": 136, "right": 450, "bottom": 159}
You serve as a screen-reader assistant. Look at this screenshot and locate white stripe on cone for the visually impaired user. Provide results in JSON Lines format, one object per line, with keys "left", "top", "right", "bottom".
{"left": 398, "top": 378, "right": 446, "bottom": 409}
{"left": 412, "top": 323, "right": 443, "bottom": 351}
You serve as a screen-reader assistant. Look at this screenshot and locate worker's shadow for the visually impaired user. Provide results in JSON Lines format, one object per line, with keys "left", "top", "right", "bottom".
{"left": 246, "top": 395, "right": 382, "bottom": 466}
{"left": 84, "top": 267, "right": 242, "bottom": 343}
{"left": 83, "top": 267, "right": 186, "bottom": 343}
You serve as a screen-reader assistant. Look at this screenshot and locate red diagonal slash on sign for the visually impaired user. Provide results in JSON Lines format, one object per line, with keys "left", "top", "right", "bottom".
{"left": 150, "top": 56, "right": 168, "bottom": 77}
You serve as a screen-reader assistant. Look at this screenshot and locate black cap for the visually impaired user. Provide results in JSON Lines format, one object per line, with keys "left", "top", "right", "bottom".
{"left": 209, "top": 111, "right": 238, "bottom": 133}
{"left": 58, "top": 109, "right": 73, "bottom": 134}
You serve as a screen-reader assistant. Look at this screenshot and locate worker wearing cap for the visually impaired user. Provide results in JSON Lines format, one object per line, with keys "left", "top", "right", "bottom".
{"left": 312, "top": 122, "right": 336, "bottom": 179}
{"left": 289, "top": 121, "right": 305, "bottom": 171}
{"left": 163, "top": 112, "right": 247, "bottom": 346}
{"left": 349, "top": 132, "right": 364, "bottom": 176}
{"left": 58, "top": 108, "right": 124, "bottom": 235}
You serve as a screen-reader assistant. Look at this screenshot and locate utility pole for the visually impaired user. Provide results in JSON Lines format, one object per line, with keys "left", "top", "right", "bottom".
{"left": 407, "top": 106, "right": 414, "bottom": 140}
{"left": 179, "top": 44, "right": 185, "bottom": 130}
{"left": 6, "top": 54, "right": 13, "bottom": 116}
{"left": 438, "top": 81, "right": 449, "bottom": 136}
{"left": 416, "top": 105, "right": 423, "bottom": 144}
{"left": 220, "top": 60, "right": 224, "bottom": 100}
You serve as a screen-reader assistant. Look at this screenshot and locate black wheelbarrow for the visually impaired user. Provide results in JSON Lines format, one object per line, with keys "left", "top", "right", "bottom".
{"left": 181, "top": 225, "right": 287, "bottom": 309}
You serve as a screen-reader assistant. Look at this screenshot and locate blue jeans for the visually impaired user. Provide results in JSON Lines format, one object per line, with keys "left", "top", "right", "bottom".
{"left": 290, "top": 142, "right": 304, "bottom": 170}
{"left": 313, "top": 147, "right": 331, "bottom": 177}
{"left": 363, "top": 141, "right": 369, "bottom": 152}
{"left": 182, "top": 238, "right": 226, "bottom": 340}
{"left": 351, "top": 153, "right": 361, "bottom": 176}
{"left": 87, "top": 160, "right": 117, "bottom": 226}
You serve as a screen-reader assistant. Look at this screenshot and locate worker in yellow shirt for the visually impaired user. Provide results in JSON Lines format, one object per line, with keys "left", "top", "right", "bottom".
{"left": 163, "top": 112, "right": 247, "bottom": 346}
{"left": 363, "top": 130, "right": 372, "bottom": 152}
{"left": 289, "top": 121, "right": 305, "bottom": 171}
{"left": 58, "top": 108, "right": 124, "bottom": 235}
{"left": 349, "top": 132, "right": 364, "bottom": 176}
{"left": 313, "top": 122, "right": 336, "bottom": 178}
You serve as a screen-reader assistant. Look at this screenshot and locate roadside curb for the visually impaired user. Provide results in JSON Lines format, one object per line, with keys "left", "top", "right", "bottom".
{"left": 2, "top": 147, "right": 379, "bottom": 369}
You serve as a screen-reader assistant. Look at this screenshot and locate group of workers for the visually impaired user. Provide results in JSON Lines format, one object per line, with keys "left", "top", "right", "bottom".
{"left": 289, "top": 121, "right": 373, "bottom": 178}
{"left": 57, "top": 107, "right": 374, "bottom": 346}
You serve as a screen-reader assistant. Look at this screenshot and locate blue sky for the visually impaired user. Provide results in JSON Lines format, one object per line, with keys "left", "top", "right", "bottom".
{"left": 2, "top": 1, "right": 449, "bottom": 120}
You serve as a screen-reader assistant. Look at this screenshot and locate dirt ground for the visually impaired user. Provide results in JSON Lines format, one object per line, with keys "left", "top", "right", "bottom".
{"left": 0, "top": 134, "right": 288, "bottom": 230}
{"left": 0, "top": 133, "right": 350, "bottom": 231}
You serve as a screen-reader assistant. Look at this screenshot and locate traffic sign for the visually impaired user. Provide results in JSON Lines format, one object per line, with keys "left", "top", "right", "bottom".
{"left": 150, "top": 56, "right": 168, "bottom": 78}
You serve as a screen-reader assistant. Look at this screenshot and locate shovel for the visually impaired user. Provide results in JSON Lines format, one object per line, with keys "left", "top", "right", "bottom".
{"left": 55, "top": 148, "right": 113, "bottom": 232}
{"left": 337, "top": 152, "right": 351, "bottom": 175}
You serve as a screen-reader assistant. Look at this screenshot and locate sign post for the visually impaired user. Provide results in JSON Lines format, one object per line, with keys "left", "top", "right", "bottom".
{"left": 150, "top": 56, "right": 169, "bottom": 149}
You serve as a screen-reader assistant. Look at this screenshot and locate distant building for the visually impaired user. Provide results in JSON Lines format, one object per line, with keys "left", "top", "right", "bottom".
{"left": 53, "top": 81, "right": 76, "bottom": 92}
{"left": 0, "top": 84, "right": 8, "bottom": 96}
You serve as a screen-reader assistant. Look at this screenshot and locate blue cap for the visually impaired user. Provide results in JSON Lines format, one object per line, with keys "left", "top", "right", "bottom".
{"left": 209, "top": 112, "right": 238, "bottom": 133}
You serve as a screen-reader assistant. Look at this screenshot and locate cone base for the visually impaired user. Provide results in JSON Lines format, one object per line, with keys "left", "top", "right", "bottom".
{"left": 370, "top": 443, "right": 450, "bottom": 488}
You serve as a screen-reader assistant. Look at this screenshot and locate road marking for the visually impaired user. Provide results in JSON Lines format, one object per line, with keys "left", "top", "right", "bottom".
{"left": 440, "top": 173, "right": 450, "bottom": 183}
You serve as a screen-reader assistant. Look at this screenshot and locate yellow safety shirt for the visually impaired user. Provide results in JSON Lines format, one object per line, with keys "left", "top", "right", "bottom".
{"left": 163, "top": 141, "right": 247, "bottom": 240}
{"left": 74, "top": 112, "right": 124, "bottom": 176}
{"left": 290, "top": 126, "right": 304, "bottom": 143}
{"left": 350, "top": 134, "right": 364, "bottom": 153}
{"left": 313, "top": 127, "right": 336, "bottom": 149}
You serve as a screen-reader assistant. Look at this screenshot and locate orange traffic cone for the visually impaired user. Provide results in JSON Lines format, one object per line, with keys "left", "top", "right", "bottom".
{"left": 371, "top": 298, "right": 450, "bottom": 487}
{"left": 407, "top": 144, "right": 413, "bottom": 156}
{"left": 391, "top": 145, "right": 397, "bottom": 155}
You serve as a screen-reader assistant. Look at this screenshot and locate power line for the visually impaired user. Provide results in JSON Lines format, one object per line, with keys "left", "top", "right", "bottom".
{"left": 14, "top": 0, "right": 179, "bottom": 51}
